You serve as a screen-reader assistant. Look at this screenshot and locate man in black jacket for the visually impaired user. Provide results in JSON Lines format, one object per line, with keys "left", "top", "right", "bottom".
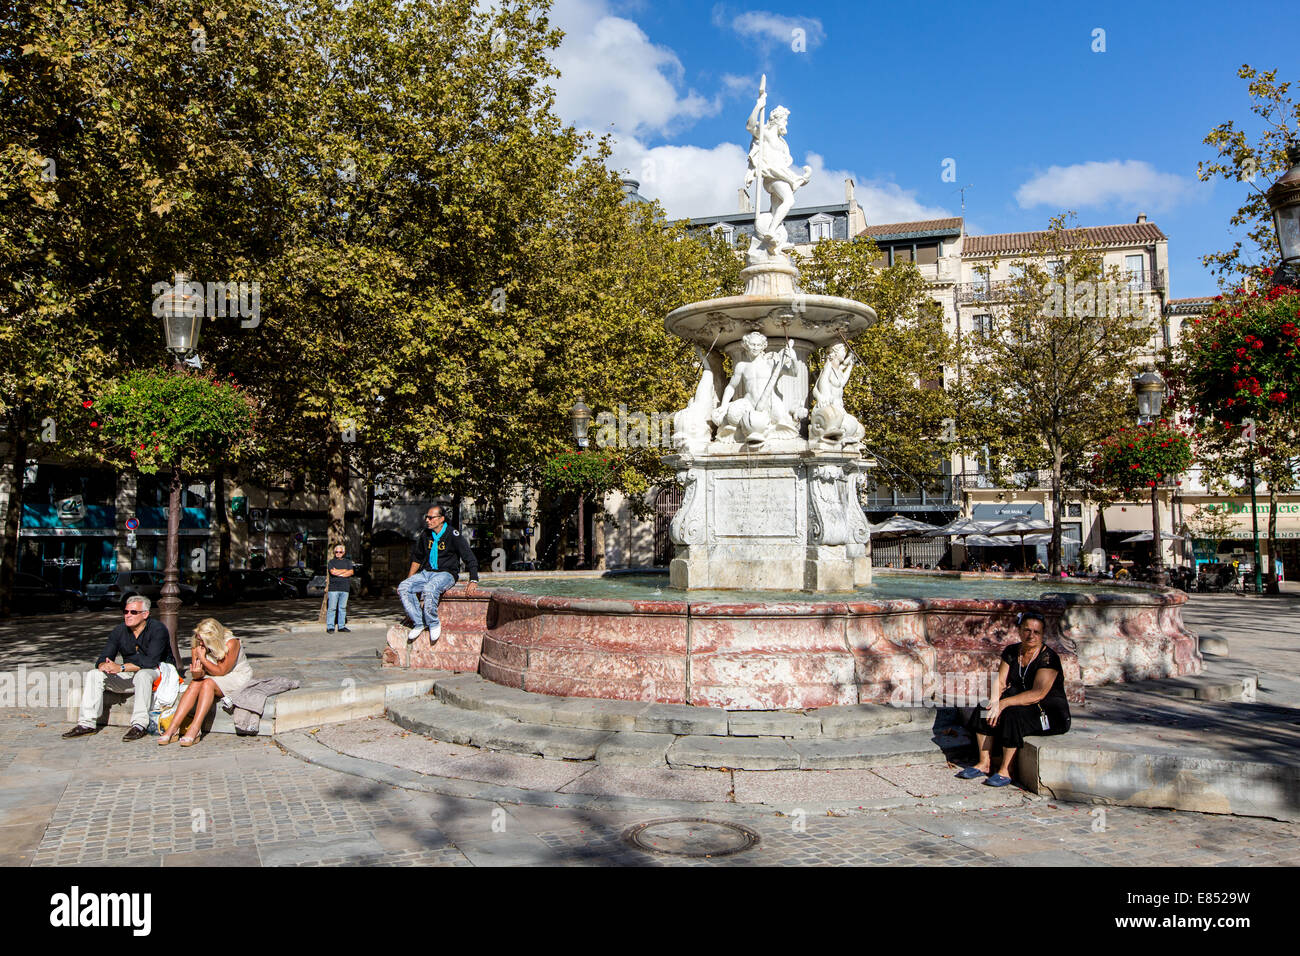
{"left": 63, "top": 595, "right": 175, "bottom": 741}
{"left": 397, "top": 504, "right": 479, "bottom": 643}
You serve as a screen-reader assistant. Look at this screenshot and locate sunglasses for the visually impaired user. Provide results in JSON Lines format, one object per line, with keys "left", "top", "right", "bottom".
{"left": 425, "top": 515, "right": 440, "bottom": 520}
{"left": 124, "top": 609, "right": 144, "bottom": 616}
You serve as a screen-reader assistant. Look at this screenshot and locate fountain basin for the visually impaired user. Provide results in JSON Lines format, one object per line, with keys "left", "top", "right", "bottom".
{"left": 664, "top": 293, "right": 875, "bottom": 350}
{"left": 382, "top": 573, "right": 1201, "bottom": 711}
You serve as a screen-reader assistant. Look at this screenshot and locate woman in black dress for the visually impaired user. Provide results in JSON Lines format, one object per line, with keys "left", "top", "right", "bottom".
{"left": 957, "top": 610, "right": 1071, "bottom": 787}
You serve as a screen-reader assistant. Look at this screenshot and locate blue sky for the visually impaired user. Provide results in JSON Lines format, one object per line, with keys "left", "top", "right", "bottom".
{"left": 545, "top": 0, "right": 1296, "bottom": 298}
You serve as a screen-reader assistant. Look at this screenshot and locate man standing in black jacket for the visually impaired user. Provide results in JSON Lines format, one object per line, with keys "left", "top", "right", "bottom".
{"left": 398, "top": 504, "right": 479, "bottom": 643}
{"left": 63, "top": 595, "right": 175, "bottom": 741}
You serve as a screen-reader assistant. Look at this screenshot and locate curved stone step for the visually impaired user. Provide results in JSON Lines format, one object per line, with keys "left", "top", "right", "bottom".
{"left": 427, "top": 672, "right": 931, "bottom": 738}
{"left": 387, "top": 695, "right": 968, "bottom": 771}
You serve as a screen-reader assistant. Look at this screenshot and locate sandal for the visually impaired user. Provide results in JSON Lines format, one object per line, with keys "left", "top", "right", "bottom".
{"left": 157, "top": 734, "right": 177, "bottom": 746}
{"left": 179, "top": 734, "right": 200, "bottom": 747}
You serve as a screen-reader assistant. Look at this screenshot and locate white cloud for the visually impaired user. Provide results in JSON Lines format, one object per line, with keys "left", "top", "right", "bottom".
{"left": 614, "top": 138, "right": 952, "bottom": 224}
{"left": 714, "top": 7, "right": 825, "bottom": 50}
{"left": 548, "top": 0, "right": 720, "bottom": 137}
{"left": 1015, "top": 160, "right": 1197, "bottom": 212}
{"left": 550, "top": 2, "right": 948, "bottom": 226}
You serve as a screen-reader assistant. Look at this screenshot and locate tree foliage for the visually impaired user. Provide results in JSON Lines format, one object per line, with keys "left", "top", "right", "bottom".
{"left": 954, "top": 215, "right": 1157, "bottom": 571}
{"left": 1198, "top": 65, "right": 1300, "bottom": 285}
{"left": 1091, "top": 421, "right": 1192, "bottom": 498}
{"left": 798, "top": 236, "right": 955, "bottom": 488}
{"left": 93, "top": 369, "right": 257, "bottom": 474}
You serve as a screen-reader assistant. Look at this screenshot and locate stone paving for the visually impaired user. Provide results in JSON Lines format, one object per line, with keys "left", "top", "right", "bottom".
{"left": 1, "top": 588, "right": 1298, "bottom": 866}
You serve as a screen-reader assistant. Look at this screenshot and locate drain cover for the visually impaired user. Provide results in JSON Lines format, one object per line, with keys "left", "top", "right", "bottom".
{"left": 624, "top": 818, "right": 760, "bottom": 858}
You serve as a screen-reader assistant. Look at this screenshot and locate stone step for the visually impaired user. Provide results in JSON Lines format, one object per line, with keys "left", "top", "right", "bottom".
{"left": 1144, "top": 674, "right": 1251, "bottom": 701}
{"left": 387, "top": 695, "right": 969, "bottom": 771}
{"left": 1023, "top": 733, "right": 1300, "bottom": 823}
{"left": 424, "top": 672, "right": 940, "bottom": 739}
{"left": 1198, "top": 632, "right": 1229, "bottom": 657}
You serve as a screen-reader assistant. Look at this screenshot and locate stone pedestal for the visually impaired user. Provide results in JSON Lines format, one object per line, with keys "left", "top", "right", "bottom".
{"left": 665, "top": 451, "right": 871, "bottom": 592}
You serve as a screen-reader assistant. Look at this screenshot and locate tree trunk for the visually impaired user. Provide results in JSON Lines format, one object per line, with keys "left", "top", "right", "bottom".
{"left": 593, "top": 496, "right": 607, "bottom": 571}
{"left": 0, "top": 419, "right": 29, "bottom": 619}
{"left": 493, "top": 495, "right": 505, "bottom": 556}
{"left": 1049, "top": 451, "right": 1063, "bottom": 575}
{"left": 326, "top": 431, "right": 347, "bottom": 551}
{"left": 361, "top": 466, "right": 376, "bottom": 596}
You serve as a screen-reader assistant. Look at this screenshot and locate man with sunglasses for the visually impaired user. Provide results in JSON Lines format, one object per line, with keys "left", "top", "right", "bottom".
{"left": 398, "top": 505, "right": 478, "bottom": 643}
{"left": 326, "top": 544, "right": 355, "bottom": 633}
{"left": 63, "top": 595, "right": 175, "bottom": 741}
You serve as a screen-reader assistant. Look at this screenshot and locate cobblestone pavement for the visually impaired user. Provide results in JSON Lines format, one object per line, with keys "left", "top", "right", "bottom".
{"left": 4, "top": 708, "right": 1299, "bottom": 867}
{"left": 3, "top": 589, "right": 1299, "bottom": 866}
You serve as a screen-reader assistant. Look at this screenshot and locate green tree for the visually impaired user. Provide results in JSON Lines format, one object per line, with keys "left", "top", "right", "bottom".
{"left": 954, "top": 216, "right": 1156, "bottom": 573}
{"left": 798, "top": 235, "right": 956, "bottom": 492}
{"left": 1198, "top": 65, "right": 1300, "bottom": 285}
{"left": 1166, "top": 280, "right": 1300, "bottom": 591}
{"left": 0, "top": 0, "right": 285, "bottom": 614}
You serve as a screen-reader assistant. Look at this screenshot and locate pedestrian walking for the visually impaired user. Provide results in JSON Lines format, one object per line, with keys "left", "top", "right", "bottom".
{"left": 326, "top": 544, "right": 355, "bottom": 633}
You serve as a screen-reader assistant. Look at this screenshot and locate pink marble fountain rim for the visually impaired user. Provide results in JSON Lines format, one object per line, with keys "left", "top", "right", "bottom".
{"left": 485, "top": 582, "right": 1188, "bottom": 616}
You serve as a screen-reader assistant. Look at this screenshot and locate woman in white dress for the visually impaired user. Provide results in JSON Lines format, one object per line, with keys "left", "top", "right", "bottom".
{"left": 158, "top": 618, "right": 253, "bottom": 747}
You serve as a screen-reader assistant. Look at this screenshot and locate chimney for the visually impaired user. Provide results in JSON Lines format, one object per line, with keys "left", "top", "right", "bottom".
{"left": 620, "top": 177, "right": 640, "bottom": 198}
{"left": 1135, "top": 211, "right": 1147, "bottom": 223}
{"left": 738, "top": 188, "right": 753, "bottom": 213}
{"left": 845, "top": 178, "right": 855, "bottom": 204}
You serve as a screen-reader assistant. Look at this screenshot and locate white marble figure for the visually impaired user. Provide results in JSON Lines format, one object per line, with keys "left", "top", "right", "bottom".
{"left": 809, "top": 342, "right": 864, "bottom": 451}
{"left": 711, "top": 331, "right": 800, "bottom": 446}
{"left": 745, "top": 85, "right": 812, "bottom": 258}
{"left": 672, "top": 346, "right": 723, "bottom": 452}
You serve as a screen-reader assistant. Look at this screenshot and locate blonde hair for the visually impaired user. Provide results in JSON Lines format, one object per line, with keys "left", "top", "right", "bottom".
{"left": 193, "top": 618, "right": 235, "bottom": 661}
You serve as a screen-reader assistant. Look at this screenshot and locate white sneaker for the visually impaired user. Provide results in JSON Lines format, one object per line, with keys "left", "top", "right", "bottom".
{"left": 428, "top": 623, "right": 442, "bottom": 645}
{"left": 407, "top": 624, "right": 425, "bottom": 642}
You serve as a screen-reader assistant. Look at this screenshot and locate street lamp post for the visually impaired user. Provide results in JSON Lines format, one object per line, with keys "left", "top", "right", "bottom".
{"left": 158, "top": 274, "right": 203, "bottom": 664}
{"left": 1266, "top": 143, "right": 1300, "bottom": 290}
{"left": 1243, "top": 418, "right": 1264, "bottom": 595}
{"left": 569, "top": 397, "right": 592, "bottom": 570}
{"left": 1132, "top": 365, "right": 1168, "bottom": 586}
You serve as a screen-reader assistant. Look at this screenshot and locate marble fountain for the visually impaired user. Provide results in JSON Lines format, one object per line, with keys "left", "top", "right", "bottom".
{"left": 382, "top": 84, "right": 1201, "bottom": 710}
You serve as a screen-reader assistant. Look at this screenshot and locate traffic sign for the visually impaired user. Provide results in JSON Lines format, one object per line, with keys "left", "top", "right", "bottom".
{"left": 125, "top": 517, "right": 139, "bottom": 531}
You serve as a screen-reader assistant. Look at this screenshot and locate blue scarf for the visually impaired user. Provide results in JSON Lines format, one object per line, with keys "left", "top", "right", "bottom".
{"left": 429, "top": 523, "right": 447, "bottom": 567}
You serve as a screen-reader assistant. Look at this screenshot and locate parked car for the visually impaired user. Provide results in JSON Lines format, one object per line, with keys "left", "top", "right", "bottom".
{"left": 268, "top": 566, "right": 316, "bottom": 597}
{"left": 197, "top": 569, "right": 298, "bottom": 604}
{"left": 305, "top": 573, "right": 363, "bottom": 598}
{"left": 12, "top": 573, "right": 84, "bottom": 614}
{"left": 85, "top": 570, "right": 196, "bottom": 610}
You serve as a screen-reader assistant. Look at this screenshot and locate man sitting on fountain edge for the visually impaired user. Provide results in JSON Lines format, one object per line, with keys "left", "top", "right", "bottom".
{"left": 398, "top": 504, "right": 478, "bottom": 644}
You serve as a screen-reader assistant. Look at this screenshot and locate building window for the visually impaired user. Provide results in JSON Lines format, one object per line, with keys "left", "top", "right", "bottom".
{"left": 808, "top": 213, "right": 833, "bottom": 242}
{"left": 1066, "top": 503, "right": 1082, "bottom": 518}
{"left": 711, "top": 223, "right": 735, "bottom": 245}
{"left": 916, "top": 243, "right": 938, "bottom": 265}
{"left": 974, "top": 313, "right": 994, "bottom": 339}
{"left": 1126, "top": 254, "right": 1146, "bottom": 289}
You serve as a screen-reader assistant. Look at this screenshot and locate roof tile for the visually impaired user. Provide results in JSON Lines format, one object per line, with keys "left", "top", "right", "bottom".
{"left": 964, "top": 223, "right": 1168, "bottom": 255}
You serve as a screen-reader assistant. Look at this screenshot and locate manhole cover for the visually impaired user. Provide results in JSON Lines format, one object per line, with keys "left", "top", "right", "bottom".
{"left": 624, "top": 818, "right": 760, "bottom": 858}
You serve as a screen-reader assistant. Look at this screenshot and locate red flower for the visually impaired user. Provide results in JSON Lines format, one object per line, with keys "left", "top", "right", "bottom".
{"left": 82, "top": 400, "right": 93, "bottom": 408}
{"left": 130, "top": 450, "right": 137, "bottom": 459}
{"left": 89, "top": 421, "right": 98, "bottom": 427}
{"left": 1147, "top": 481, "right": 1156, "bottom": 487}
{"left": 1253, "top": 340, "right": 1263, "bottom": 349}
